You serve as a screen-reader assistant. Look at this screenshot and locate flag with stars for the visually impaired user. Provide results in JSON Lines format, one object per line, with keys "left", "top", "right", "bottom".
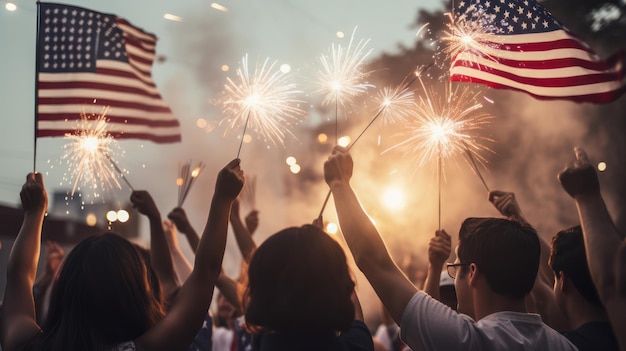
{"left": 449, "top": 0, "right": 625, "bottom": 103}
{"left": 37, "top": 2, "right": 181, "bottom": 143}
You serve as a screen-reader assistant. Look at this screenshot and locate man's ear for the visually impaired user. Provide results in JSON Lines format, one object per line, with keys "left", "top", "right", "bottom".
{"left": 468, "top": 263, "right": 479, "bottom": 288}
{"left": 559, "top": 271, "right": 570, "bottom": 294}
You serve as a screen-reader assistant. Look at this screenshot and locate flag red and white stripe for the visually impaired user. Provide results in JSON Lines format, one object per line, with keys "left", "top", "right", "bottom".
{"left": 37, "top": 3, "right": 181, "bottom": 143}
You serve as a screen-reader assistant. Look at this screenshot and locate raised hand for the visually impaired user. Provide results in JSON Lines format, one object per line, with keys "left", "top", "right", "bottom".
{"left": 428, "top": 230, "right": 451, "bottom": 268}
{"left": 130, "top": 190, "right": 160, "bottom": 219}
{"left": 324, "top": 146, "right": 353, "bottom": 186}
{"left": 20, "top": 172, "right": 48, "bottom": 214}
{"left": 488, "top": 190, "right": 527, "bottom": 224}
{"left": 245, "top": 210, "right": 259, "bottom": 235}
{"left": 558, "top": 147, "right": 600, "bottom": 199}
{"left": 168, "top": 207, "right": 193, "bottom": 233}
{"left": 214, "top": 159, "right": 244, "bottom": 201}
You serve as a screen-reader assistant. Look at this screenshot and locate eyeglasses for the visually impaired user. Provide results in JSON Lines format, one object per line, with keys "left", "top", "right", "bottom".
{"left": 446, "top": 263, "right": 469, "bottom": 279}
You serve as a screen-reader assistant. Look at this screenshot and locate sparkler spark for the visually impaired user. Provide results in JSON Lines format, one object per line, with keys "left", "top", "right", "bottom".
{"left": 62, "top": 106, "right": 123, "bottom": 196}
{"left": 220, "top": 55, "right": 305, "bottom": 150}
{"left": 315, "top": 27, "right": 374, "bottom": 108}
{"left": 373, "top": 84, "right": 418, "bottom": 126}
{"left": 385, "top": 82, "right": 494, "bottom": 171}
{"left": 441, "top": 9, "right": 499, "bottom": 67}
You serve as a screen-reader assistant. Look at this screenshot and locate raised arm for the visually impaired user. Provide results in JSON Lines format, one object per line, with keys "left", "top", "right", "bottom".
{"left": 229, "top": 198, "right": 257, "bottom": 263}
{"left": 1, "top": 173, "right": 48, "bottom": 351}
{"left": 168, "top": 207, "right": 200, "bottom": 254}
{"left": 136, "top": 159, "right": 243, "bottom": 351}
{"left": 163, "top": 220, "right": 193, "bottom": 283}
{"left": 131, "top": 191, "right": 179, "bottom": 296}
{"left": 558, "top": 147, "right": 625, "bottom": 336}
{"left": 423, "top": 230, "right": 451, "bottom": 301}
{"left": 325, "top": 147, "right": 417, "bottom": 324}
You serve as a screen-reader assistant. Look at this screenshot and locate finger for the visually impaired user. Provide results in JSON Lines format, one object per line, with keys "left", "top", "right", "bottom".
{"left": 574, "top": 147, "right": 589, "bottom": 163}
{"left": 226, "top": 158, "right": 241, "bottom": 169}
{"left": 34, "top": 172, "right": 44, "bottom": 185}
{"left": 488, "top": 190, "right": 506, "bottom": 202}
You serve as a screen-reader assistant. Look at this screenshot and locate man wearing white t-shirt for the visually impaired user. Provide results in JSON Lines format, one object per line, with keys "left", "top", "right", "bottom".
{"left": 324, "top": 146, "right": 577, "bottom": 351}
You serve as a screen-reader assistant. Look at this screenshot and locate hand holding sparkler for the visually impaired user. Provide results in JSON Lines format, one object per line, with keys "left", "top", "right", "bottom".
{"left": 20, "top": 172, "right": 48, "bottom": 214}
{"left": 214, "top": 159, "right": 245, "bottom": 202}
{"left": 488, "top": 190, "right": 529, "bottom": 226}
{"left": 558, "top": 147, "right": 600, "bottom": 199}
{"left": 130, "top": 190, "right": 160, "bottom": 220}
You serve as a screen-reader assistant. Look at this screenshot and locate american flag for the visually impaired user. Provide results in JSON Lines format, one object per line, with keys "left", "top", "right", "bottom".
{"left": 449, "top": 0, "right": 626, "bottom": 103}
{"left": 37, "top": 2, "right": 181, "bottom": 143}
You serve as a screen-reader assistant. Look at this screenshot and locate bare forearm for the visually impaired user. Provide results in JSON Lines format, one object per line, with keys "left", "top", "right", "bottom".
{"left": 195, "top": 197, "right": 232, "bottom": 279}
{"left": 330, "top": 182, "right": 395, "bottom": 272}
{"left": 149, "top": 215, "right": 178, "bottom": 292}
{"left": 182, "top": 228, "right": 200, "bottom": 254}
{"left": 170, "top": 244, "right": 193, "bottom": 282}
{"left": 423, "top": 264, "right": 443, "bottom": 300}
{"left": 575, "top": 193, "right": 622, "bottom": 300}
{"left": 7, "top": 213, "right": 45, "bottom": 283}
{"left": 216, "top": 273, "right": 243, "bottom": 316}
{"left": 230, "top": 214, "right": 256, "bottom": 263}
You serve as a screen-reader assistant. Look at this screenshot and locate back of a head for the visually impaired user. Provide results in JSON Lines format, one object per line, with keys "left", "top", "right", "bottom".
{"left": 42, "top": 233, "right": 165, "bottom": 351}
{"left": 549, "top": 225, "right": 602, "bottom": 306}
{"left": 457, "top": 217, "right": 540, "bottom": 299}
{"left": 244, "top": 225, "right": 355, "bottom": 333}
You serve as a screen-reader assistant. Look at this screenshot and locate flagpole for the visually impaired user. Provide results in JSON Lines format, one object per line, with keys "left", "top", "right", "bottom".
{"left": 34, "top": 1, "right": 41, "bottom": 172}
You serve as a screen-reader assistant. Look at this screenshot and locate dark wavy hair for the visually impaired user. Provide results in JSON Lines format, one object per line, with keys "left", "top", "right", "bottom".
{"left": 457, "top": 218, "right": 540, "bottom": 299}
{"left": 40, "top": 233, "right": 165, "bottom": 351}
{"left": 549, "top": 225, "right": 602, "bottom": 306}
{"left": 244, "top": 225, "right": 355, "bottom": 333}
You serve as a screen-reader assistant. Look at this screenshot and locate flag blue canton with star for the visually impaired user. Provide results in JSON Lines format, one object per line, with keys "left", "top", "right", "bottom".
{"left": 456, "top": 0, "right": 562, "bottom": 35}
{"left": 39, "top": 3, "right": 128, "bottom": 73}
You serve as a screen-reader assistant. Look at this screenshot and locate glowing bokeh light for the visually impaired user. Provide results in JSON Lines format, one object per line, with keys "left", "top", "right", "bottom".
{"left": 242, "top": 134, "right": 252, "bottom": 143}
{"left": 117, "top": 210, "right": 130, "bottom": 223}
{"left": 86, "top": 213, "right": 97, "bottom": 226}
{"left": 289, "top": 164, "right": 301, "bottom": 174}
{"left": 210, "top": 3, "right": 229, "bottom": 12}
{"left": 336, "top": 31, "right": 345, "bottom": 38}
{"left": 338, "top": 136, "right": 351, "bottom": 147}
{"left": 286, "top": 156, "right": 297, "bottom": 165}
{"left": 176, "top": 177, "right": 184, "bottom": 186}
{"left": 598, "top": 162, "right": 607, "bottom": 172}
{"left": 196, "top": 118, "right": 207, "bottom": 128}
{"left": 383, "top": 187, "right": 405, "bottom": 210}
{"left": 318, "top": 133, "right": 328, "bottom": 144}
{"left": 280, "top": 64, "right": 291, "bottom": 73}
{"left": 5, "top": 2, "right": 17, "bottom": 11}
{"left": 106, "top": 210, "right": 118, "bottom": 222}
{"left": 163, "top": 13, "right": 183, "bottom": 22}
{"left": 221, "top": 64, "right": 230, "bottom": 72}
{"left": 326, "top": 222, "right": 339, "bottom": 234}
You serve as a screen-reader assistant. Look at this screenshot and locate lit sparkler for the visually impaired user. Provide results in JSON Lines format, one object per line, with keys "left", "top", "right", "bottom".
{"left": 220, "top": 55, "right": 305, "bottom": 157}
{"left": 315, "top": 27, "right": 374, "bottom": 142}
{"left": 385, "top": 77, "right": 494, "bottom": 228}
{"left": 62, "top": 106, "right": 124, "bottom": 196}
{"left": 441, "top": 6, "right": 499, "bottom": 68}
{"left": 177, "top": 161, "right": 204, "bottom": 207}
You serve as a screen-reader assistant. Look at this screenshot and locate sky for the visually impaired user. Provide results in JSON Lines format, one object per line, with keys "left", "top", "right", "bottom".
{"left": 0, "top": 0, "right": 439, "bottom": 207}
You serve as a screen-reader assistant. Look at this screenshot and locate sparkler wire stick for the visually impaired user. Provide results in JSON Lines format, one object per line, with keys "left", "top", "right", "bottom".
{"left": 180, "top": 163, "right": 204, "bottom": 207}
{"left": 463, "top": 141, "right": 490, "bottom": 192}
{"left": 34, "top": 2, "right": 41, "bottom": 172}
{"left": 236, "top": 111, "right": 252, "bottom": 159}
{"left": 107, "top": 155, "right": 134, "bottom": 191}
{"left": 438, "top": 144, "right": 442, "bottom": 230}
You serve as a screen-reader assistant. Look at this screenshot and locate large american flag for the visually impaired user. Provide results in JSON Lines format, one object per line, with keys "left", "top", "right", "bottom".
{"left": 449, "top": 0, "right": 626, "bottom": 103}
{"left": 37, "top": 3, "right": 181, "bottom": 143}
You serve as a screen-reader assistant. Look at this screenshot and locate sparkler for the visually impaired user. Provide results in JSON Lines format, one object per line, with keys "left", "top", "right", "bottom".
{"left": 441, "top": 7, "right": 499, "bottom": 68}
{"left": 220, "top": 55, "right": 305, "bottom": 158}
{"left": 385, "top": 77, "right": 494, "bottom": 229}
{"left": 177, "top": 161, "right": 204, "bottom": 207}
{"left": 62, "top": 106, "right": 126, "bottom": 196}
{"left": 315, "top": 27, "right": 374, "bottom": 142}
{"left": 316, "top": 69, "right": 421, "bottom": 221}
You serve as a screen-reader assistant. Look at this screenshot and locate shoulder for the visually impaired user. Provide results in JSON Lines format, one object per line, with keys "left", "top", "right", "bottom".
{"left": 339, "top": 321, "right": 374, "bottom": 351}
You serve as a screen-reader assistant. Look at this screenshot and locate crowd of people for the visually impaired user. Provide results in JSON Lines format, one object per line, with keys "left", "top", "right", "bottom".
{"left": 0, "top": 146, "right": 624, "bottom": 351}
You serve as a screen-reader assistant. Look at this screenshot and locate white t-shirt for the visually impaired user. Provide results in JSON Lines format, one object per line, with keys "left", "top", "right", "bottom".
{"left": 400, "top": 292, "right": 577, "bottom": 351}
